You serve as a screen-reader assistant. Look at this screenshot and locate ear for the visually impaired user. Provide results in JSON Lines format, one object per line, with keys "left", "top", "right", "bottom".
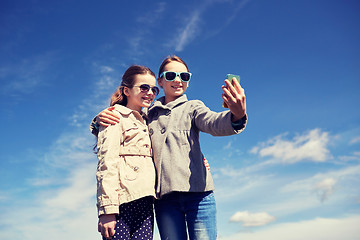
{"left": 123, "top": 86, "right": 131, "bottom": 97}
{"left": 157, "top": 77, "right": 164, "bottom": 88}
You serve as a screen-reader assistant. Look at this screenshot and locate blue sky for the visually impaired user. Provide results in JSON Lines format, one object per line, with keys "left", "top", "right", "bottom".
{"left": 1, "top": 0, "right": 359, "bottom": 239}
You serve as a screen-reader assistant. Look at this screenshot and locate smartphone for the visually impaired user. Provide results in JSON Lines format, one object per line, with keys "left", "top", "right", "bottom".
{"left": 222, "top": 74, "right": 240, "bottom": 108}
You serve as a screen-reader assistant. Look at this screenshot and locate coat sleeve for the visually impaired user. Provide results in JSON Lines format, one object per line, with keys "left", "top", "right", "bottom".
{"left": 96, "top": 121, "right": 123, "bottom": 216}
{"left": 90, "top": 115, "right": 99, "bottom": 136}
{"left": 192, "top": 100, "right": 247, "bottom": 136}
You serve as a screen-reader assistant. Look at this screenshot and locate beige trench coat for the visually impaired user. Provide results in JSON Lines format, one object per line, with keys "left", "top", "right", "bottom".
{"left": 96, "top": 104, "right": 156, "bottom": 216}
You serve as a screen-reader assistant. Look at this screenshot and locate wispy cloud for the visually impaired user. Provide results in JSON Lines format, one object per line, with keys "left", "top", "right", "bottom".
{"left": 350, "top": 136, "right": 360, "bottom": 144}
{"left": 207, "top": 0, "right": 251, "bottom": 38}
{"left": 68, "top": 63, "right": 119, "bottom": 127}
{"left": 339, "top": 151, "right": 360, "bottom": 162}
{"left": 125, "top": 2, "right": 167, "bottom": 58}
{"left": 279, "top": 164, "right": 360, "bottom": 206}
{"left": 250, "top": 129, "right": 332, "bottom": 163}
{"left": 0, "top": 52, "right": 57, "bottom": 99}
{"left": 174, "top": 11, "right": 202, "bottom": 52}
{"left": 171, "top": 0, "right": 250, "bottom": 51}
{"left": 136, "top": 2, "right": 167, "bottom": 25}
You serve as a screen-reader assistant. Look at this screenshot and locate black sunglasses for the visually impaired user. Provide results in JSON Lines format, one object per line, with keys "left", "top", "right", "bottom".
{"left": 133, "top": 84, "right": 160, "bottom": 96}
{"left": 160, "top": 71, "right": 192, "bottom": 82}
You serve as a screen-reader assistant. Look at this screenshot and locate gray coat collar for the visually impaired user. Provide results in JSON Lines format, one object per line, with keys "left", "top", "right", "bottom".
{"left": 151, "top": 94, "right": 188, "bottom": 110}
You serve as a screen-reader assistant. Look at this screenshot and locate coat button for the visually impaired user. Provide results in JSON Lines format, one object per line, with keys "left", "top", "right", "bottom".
{"left": 161, "top": 128, "right": 166, "bottom": 134}
{"left": 134, "top": 166, "right": 139, "bottom": 171}
{"left": 149, "top": 128, "right": 154, "bottom": 135}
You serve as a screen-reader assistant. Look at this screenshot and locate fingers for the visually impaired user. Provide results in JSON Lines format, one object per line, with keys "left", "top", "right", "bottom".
{"left": 203, "top": 157, "right": 211, "bottom": 171}
{"left": 109, "top": 226, "right": 116, "bottom": 238}
{"left": 221, "top": 92, "right": 231, "bottom": 107}
{"left": 97, "top": 107, "right": 121, "bottom": 127}
{"left": 222, "top": 84, "right": 236, "bottom": 104}
{"left": 98, "top": 215, "right": 117, "bottom": 239}
{"left": 225, "top": 78, "right": 244, "bottom": 96}
{"left": 99, "top": 223, "right": 116, "bottom": 239}
{"left": 101, "top": 108, "right": 120, "bottom": 121}
{"left": 222, "top": 78, "right": 246, "bottom": 121}
{"left": 223, "top": 78, "right": 245, "bottom": 103}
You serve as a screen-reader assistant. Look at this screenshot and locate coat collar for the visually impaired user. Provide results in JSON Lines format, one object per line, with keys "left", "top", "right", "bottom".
{"left": 113, "top": 104, "right": 148, "bottom": 121}
{"left": 151, "top": 94, "right": 188, "bottom": 110}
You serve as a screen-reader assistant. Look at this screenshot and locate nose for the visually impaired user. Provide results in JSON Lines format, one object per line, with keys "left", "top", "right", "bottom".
{"left": 174, "top": 75, "right": 181, "bottom": 83}
{"left": 149, "top": 88, "right": 156, "bottom": 95}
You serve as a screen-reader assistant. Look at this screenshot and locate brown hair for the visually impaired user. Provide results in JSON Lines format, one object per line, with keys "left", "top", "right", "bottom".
{"left": 110, "top": 65, "right": 155, "bottom": 106}
{"left": 158, "top": 55, "right": 190, "bottom": 78}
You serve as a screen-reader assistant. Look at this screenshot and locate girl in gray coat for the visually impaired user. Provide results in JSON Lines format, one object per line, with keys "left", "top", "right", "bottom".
{"left": 93, "top": 56, "right": 247, "bottom": 240}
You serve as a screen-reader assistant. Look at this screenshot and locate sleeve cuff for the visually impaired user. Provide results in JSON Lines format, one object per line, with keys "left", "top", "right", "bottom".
{"left": 90, "top": 116, "right": 100, "bottom": 136}
{"left": 98, "top": 205, "right": 119, "bottom": 217}
{"left": 231, "top": 114, "right": 247, "bottom": 130}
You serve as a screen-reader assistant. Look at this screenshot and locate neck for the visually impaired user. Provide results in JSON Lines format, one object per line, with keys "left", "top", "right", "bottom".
{"left": 164, "top": 95, "right": 182, "bottom": 105}
{"left": 126, "top": 103, "right": 142, "bottom": 113}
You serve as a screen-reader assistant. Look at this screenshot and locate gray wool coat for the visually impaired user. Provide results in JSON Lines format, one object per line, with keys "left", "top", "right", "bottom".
{"left": 146, "top": 94, "right": 247, "bottom": 198}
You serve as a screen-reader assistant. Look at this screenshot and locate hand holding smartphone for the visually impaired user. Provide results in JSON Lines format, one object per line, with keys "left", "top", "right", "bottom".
{"left": 222, "top": 74, "right": 240, "bottom": 108}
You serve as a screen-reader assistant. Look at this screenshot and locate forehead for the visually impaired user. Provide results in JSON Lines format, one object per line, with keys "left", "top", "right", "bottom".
{"left": 163, "top": 61, "right": 188, "bottom": 72}
{"left": 133, "top": 73, "right": 156, "bottom": 85}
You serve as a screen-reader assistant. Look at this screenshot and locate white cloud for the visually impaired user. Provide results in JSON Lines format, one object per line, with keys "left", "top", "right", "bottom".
{"left": 220, "top": 215, "right": 360, "bottom": 240}
{"left": 174, "top": 11, "right": 202, "bottom": 52}
{"left": 100, "top": 65, "right": 114, "bottom": 73}
{"left": 0, "top": 163, "right": 99, "bottom": 240}
{"left": 350, "top": 136, "right": 360, "bottom": 144}
{"left": 339, "top": 151, "right": 360, "bottom": 162}
{"left": 313, "top": 178, "right": 337, "bottom": 203}
{"left": 229, "top": 211, "right": 275, "bottom": 227}
{"left": 251, "top": 129, "right": 332, "bottom": 163}
{"left": 272, "top": 164, "right": 360, "bottom": 214}
{"left": 214, "top": 159, "right": 360, "bottom": 223}
{"left": 44, "top": 163, "right": 96, "bottom": 213}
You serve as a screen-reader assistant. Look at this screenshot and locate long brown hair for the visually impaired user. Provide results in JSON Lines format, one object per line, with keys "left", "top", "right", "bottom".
{"left": 110, "top": 65, "right": 155, "bottom": 106}
{"left": 158, "top": 55, "right": 190, "bottom": 78}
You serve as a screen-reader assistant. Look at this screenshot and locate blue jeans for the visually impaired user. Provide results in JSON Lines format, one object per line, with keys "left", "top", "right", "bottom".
{"left": 154, "top": 191, "right": 217, "bottom": 240}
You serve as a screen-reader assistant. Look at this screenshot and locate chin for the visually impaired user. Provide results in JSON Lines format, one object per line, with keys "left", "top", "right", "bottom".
{"left": 142, "top": 102, "right": 151, "bottom": 107}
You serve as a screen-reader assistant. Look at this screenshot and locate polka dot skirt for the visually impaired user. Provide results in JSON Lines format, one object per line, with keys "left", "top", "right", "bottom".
{"left": 104, "top": 196, "right": 154, "bottom": 240}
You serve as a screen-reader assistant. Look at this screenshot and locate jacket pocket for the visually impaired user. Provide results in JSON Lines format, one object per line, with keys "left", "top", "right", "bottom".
{"left": 121, "top": 157, "right": 140, "bottom": 181}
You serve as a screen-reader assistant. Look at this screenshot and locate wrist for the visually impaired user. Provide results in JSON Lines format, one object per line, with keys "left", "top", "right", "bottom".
{"left": 231, "top": 113, "right": 245, "bottom": 122}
